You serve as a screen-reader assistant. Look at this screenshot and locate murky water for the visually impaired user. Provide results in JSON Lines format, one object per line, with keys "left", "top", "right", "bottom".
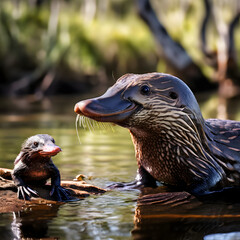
{"left": 0, "top": 96, "right": 137, "bottom": 240}
{"left": 1, "top": 94, "right": 240, "bottom": 240}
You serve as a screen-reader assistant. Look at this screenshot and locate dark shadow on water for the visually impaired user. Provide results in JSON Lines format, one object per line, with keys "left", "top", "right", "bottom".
{"left": 0, "top": 204, "right": 60, "bottom": 240}
{"left": 132, "top": 187, "right": 240, "bottom": 240}
{"left": 11, "top": 204, "right": 60, "bottom": 239}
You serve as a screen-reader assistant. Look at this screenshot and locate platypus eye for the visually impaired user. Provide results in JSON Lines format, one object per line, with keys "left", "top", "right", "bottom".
{"left": 169, "top": 91, "right": 178, "bottom": 99}
{"left": 33, "top": 142, "right": 39, "bottom": 148}
{"left": 140, "top": 85, "right": 150, "bottom": 95}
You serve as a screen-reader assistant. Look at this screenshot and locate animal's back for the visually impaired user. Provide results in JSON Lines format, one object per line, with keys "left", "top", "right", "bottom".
{"left": 206, "top": 119, "right": 240, "bottom": 185}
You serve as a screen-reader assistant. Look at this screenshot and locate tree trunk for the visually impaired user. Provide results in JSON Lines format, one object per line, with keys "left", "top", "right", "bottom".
{"left": 136, "top": 0, "right": 214, "bottom": 92}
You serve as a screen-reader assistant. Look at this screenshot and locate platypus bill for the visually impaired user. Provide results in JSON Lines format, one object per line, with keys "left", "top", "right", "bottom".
{"left": 74, "top": 73, "right": 240, "bottom": 198}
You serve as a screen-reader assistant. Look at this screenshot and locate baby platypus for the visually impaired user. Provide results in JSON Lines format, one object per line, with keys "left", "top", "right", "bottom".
{"left": 74, "top": 73, "right": 240, "bottom": 198}
{"left": 12, "top": 134, "right": 70, "bottom": 201}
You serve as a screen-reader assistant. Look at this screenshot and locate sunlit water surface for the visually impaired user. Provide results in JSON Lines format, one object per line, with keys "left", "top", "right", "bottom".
{"left": 1, "top": 94, "right": 240, "bottom": 240}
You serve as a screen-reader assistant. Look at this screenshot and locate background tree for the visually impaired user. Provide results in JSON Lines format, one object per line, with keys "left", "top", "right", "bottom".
{"left": 0, "top": 0, "right": 239, "bottom": 105}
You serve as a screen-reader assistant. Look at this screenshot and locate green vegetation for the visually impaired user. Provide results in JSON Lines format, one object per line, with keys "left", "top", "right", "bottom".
{"left": 0, "top": 0, "right": 239, "bottom": 95}
{"left": 0, "top": 1, "right": 157, "bottom": 94}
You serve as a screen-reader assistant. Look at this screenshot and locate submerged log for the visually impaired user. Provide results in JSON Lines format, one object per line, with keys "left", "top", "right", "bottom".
{"left": 0, "top": 168, "right": 106, "bottom": 213}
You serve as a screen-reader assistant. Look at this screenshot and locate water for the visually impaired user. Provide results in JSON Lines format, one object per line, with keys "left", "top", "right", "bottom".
{"left": 1, "top": 95, "right": 240, "bottom": 240}
{"left": 0, "top": 96, "right": 137, "bottom": 240}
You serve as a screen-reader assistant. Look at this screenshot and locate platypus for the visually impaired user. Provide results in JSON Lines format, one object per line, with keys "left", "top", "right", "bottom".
{"left": 12, "top": 134, "right": 70, "bottom": 201}
{"left": 74, "top": 73, "right": 240, "bottom": 197}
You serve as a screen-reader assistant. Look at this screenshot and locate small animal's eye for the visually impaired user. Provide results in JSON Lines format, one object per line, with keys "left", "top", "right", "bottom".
{"left": 140, "top": 85, "right": 150, "bottom": 95}
{"left": 169, "top": 91, "right": 178, "bottom": 99}
{"left": 33, "top": 142, "right": 39, "bottom": 147}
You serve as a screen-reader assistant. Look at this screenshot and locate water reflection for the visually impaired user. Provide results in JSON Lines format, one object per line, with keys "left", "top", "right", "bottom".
{"left": 48, "top": 192, "right": 136, "bottom": 239}
{"left": 0, "top": 96, "right": 137, "bottom": 239}
{"left": 132, "top": 189, "right": 240, "bottom": 240}
{"left": 205, "top": 232, "right": 240, "bottom": 240}
{"left": 1, "top": 191, "right": 137, "bottom": 239}
{"left": 11, "top": 204, "right": 60, "bottom": 239}
{"left": 2, "top": 94, "right": 240, "bottom": 239}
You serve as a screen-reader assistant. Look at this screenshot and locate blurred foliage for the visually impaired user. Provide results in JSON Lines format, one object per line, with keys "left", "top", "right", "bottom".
{"left": 0, "top": 0, "right": 157, "bottom": 95}
{"left": 152, "top": 0, "right": 240, "bottom": 76}
{"left": 0, "top": 0, "right": 239, "bottom": 95}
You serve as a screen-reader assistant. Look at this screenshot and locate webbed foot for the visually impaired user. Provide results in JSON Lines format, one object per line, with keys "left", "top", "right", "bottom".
{"left": 17, "top": 186, "right": 39, "bottom": 200}
{"left": 108, "top": 167, "right": 158, "bottom": 190}
{"left": 50, "top": 185, "right": 72, "bottom": 202}
{"left": 107, "top": 180, "right": 143, "bottom": 190}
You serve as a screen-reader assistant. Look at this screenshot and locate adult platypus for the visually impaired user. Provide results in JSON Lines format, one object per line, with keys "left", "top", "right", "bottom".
{"left": 74, "top": 73, "right": 240, "bottom": 197}
{"left": 12, "top": 134, "right": 71, "bottom": 201}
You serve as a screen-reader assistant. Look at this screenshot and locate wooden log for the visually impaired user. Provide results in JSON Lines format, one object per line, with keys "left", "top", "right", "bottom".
{"left": 0, "top": 167, "right": 106, "bottom": 213}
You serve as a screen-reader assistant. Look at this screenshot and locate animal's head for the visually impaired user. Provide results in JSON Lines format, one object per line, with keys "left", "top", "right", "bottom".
{"left": 74, "top": 73, "right": 204, "bottom": 134}
{"left": 15, "top": 134, "right": 61, "bottom": 164}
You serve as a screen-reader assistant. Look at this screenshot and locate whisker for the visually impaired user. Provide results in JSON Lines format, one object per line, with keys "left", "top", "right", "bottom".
{"left": 87, "top": 118, "right": 94, "bottom": 132}
{"left": 82, "top": 115, "right": 87, "bottom": 129}
{"left": 79, "top": 115, "right": 82, "bottom": 128}
{"left": 100, "top": 121, "right": 106, "bottom": 130}
{"left": 78, "top": 115, "right": 83, "bottom": 128}
{"left": 75, "top": 114, "right": 81, "bottom": 144}
{"left": 75, "top": 114, "right": 116, "bottom": 144}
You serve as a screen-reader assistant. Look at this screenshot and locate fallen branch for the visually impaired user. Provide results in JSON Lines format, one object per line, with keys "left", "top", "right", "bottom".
{"left": 0, "top": 168, "right": 106, "bottom": 213}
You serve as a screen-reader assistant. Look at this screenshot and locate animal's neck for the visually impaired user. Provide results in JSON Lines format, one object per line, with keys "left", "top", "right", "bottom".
{"left": 130, "top": 125, "right": 218, "bottom": 188}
